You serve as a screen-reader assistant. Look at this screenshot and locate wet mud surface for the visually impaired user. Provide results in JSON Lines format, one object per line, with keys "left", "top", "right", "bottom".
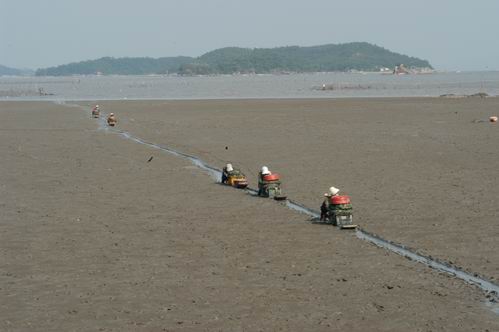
{"left": 1, "top": 100, "right": 498, "bottom": 331}
{"left": 96, "top": 98, "right": 499, "bottom": 283}
{"left": 101, "top": 118, "right": 499, "bottom": 300}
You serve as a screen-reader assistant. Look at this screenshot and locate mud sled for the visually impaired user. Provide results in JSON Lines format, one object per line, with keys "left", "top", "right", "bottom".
{"left": 226, "top": 170, "right": 249, "bottom": 189}
{"left": 107, "top": 114, "right": 117, "bottom": 127}
{"left": 258, "top": 173, "right": 287, "bottom": 200}
{"left": 326, "top": 195, "right": 356, "bottom": 229}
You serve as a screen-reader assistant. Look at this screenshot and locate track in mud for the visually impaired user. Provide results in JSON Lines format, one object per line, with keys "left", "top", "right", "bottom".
{"left": 66, "top": 101, "right": 499, "bottom": 314}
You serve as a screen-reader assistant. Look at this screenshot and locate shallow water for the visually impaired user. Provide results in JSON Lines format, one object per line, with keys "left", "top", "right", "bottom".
{"left": 3, "top": 71, "right": 499, "bottom": 100}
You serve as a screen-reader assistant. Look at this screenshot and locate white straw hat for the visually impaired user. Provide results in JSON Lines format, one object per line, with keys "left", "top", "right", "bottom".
{"left": 226, "top": 163, "right": 233, "bottom": 172}
{"left": 261, "top": 166, "right": 270, "bottom": 175}
{"left": 328, "top": 186, "right": 340, "bottom": 196}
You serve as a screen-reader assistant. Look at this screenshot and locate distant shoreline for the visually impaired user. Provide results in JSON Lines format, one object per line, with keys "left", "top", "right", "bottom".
{"left": 2, "top": 96, "right": 498, "bottom": 104}
{"left": 1, "top": 71, "right": 498, "bottom": 100}
{"left": 4, "top": 69, "right": 499, "bottom": 79}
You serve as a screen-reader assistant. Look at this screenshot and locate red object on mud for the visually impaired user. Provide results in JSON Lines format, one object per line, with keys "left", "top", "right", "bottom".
{"left": 263, "top": 173, "right": 280, "bottom": 181}
{"left": 331, "top": 195, "right": 351, "bottom": 205}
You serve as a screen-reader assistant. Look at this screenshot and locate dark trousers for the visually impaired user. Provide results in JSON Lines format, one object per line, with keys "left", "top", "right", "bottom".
{"left": 320, "top": 202, "right": 328, "bottom": 221}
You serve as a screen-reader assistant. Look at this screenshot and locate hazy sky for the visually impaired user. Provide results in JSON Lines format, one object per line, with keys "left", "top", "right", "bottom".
{"left": 1, "top": 0, "right": 498, "bottom": 70}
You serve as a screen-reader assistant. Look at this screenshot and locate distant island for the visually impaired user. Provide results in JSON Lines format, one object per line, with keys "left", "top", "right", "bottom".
{"left": 35, "top": 42, "right": 432, "bottom": 76}
{"left": 0, "top": 64, "right": 34, "bottom": 76}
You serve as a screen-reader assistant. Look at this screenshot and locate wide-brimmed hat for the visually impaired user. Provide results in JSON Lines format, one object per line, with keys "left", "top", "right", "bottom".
{"left": 325, "top": 186, "right": 340, "bottom": 196}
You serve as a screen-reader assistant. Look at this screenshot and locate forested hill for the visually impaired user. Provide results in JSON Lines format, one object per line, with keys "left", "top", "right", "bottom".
{"left": 35, "top": 56, "right": 194, "bottom": 76}
{"left": 36, "top": 42, "right": 432, "bottom": 76}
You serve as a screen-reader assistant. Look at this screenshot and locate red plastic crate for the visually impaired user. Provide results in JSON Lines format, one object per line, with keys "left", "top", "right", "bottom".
{"left": 263, "top": 173, "right": 280, "bottom": 181}
{"left": 331, "top": 195, "right": 351, "bottom": 205}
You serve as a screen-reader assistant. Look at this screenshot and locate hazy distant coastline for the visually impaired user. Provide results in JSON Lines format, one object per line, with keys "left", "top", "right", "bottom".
{"left": 2, "top": 71, "right": 498, "bottom": 101}
{"left": 32, "top": 42, "right": 432, "bottom": 76}
{"left": 0, "top": 64, "right": 34, "bottom": 77}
